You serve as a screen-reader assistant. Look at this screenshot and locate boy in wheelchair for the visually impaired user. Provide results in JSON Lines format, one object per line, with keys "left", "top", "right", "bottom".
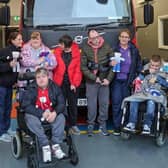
{"left": 123, "top": 55, "right": 168, "bottom": 134}
{"left": 21, "top": 67, "right": 66, "bottom": 162}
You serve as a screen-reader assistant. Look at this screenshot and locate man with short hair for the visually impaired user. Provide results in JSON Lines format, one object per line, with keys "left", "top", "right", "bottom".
{"left": 22, "top": 67, "right": 66, "bottom": 162}
{"left": 81, "top": 29, "right": 114, "bottom": 136}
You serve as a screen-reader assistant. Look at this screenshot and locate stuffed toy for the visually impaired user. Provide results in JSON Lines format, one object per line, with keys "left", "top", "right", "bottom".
{"left": 39, "top": 51, "right": 53, "bottom": 67}
{"left": 147, "top": 88, "right": 161, "bottom": 96}
{"left": 12, "top": 51, "right": 20, "bottom": 72}
{"left": 161, "top": 62, "right": 168, "bottom": 73}
{"left": 133, "top": 74, "right": 144, "bottom": 93}
{"left": 110, "top": 52, "right": 125, "bottom": 72}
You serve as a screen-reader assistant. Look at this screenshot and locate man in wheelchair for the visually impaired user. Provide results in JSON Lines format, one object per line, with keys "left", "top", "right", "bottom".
{"left": 123, "top": 55, "right": 168, "bottom": 134}
{"left": 21, "top": 67, "right": 66, "bottom": 162}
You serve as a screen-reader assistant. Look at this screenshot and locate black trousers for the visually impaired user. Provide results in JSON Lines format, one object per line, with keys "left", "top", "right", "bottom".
{"left": 61, "top": 82, "right": 78, "bottom": 126}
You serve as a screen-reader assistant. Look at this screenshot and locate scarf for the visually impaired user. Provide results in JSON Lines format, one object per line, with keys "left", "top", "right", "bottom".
{"left": 87, "top": 36, "right": 104, "bottom": 74}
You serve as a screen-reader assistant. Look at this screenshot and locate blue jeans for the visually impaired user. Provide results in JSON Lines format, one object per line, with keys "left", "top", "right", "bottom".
{"left": 111, "top": 79, "right": 130, "bottom": 129}
{"left": 129, "top": 100, "right": 155, "bottom": 127}
{"left": 0, "top": 86, "right": 13, "bottom": 136}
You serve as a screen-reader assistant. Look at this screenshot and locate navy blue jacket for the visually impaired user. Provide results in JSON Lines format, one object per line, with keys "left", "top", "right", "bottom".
{"left": 21, "top": 80, "right": 66, "bottom": 119}
{"left": 113, "top": 42, "right": 142, "bottom": 86}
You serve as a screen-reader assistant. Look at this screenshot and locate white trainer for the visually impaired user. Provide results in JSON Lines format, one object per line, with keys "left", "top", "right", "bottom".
{"left": 52, "top": 144, "right": 66, "bottom": 159}
{"left": 123, "top": 122, "right": 135, "bottom": 132}
{"left": 0, "top": 133, "right": 12, "bottom": 142}
{"left": 142, "top": 124, "right": 151, "bottom": 134}
{"left": 7, "top": 129, "right": 16, "bottom": 136}
{"left": 42, "top": 145, "right": 52, "bottom": 163}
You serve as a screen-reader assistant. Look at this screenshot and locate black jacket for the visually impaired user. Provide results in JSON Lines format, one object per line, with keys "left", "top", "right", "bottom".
{"left": 21, "top": 80, "right": 66, "bottom": 119}
{"left": 113, "top": 42, "right": 142, "bottom": 86}
{"left": 0, "top": 44, "right": 20, "bottom": 87}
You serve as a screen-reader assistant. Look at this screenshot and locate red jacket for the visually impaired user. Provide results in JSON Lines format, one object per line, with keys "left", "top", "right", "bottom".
{"left": 53, "top": 43, "right": 82, "bottom": 87}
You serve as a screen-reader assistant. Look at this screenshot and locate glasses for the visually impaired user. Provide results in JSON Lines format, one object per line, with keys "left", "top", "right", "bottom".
{"left": 120, "top": 36, "right": 130, "bottom": 39}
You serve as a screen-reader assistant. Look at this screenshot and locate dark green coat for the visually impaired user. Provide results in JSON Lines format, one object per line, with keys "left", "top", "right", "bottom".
{"left": 81, "top": 42, "right": 114, "bottom": 83}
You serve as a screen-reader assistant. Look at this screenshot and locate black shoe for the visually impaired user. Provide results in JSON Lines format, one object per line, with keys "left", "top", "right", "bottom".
{"left": 113, "top": 129, "right": 121, "bottom": 136}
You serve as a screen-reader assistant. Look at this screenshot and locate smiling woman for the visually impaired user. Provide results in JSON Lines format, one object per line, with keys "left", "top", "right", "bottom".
{"left": 0, "top": 31, "right": 22, "bottom": 142}
{"left": 110, "top": 29, "right": 142, "bottom": 135}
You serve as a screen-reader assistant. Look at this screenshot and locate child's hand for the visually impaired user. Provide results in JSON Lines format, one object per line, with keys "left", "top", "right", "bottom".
{"left": 149, "top": 68, "right": 157, "bottom": 74}
{"left": 149, "top": 77, "right": 156, "bottom": 84}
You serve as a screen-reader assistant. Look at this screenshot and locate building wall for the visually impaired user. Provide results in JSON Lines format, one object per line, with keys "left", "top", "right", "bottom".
{"left": 135, "top": 0, "right": 168, "bottom": 59}
{"left": 0, "top": 0, "right": 21, "bottom": 47}
{"left": 9, "top": 0, "right": 21, "bottom": 16}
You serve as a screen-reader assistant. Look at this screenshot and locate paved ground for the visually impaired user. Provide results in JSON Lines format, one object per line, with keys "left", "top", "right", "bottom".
{"left": 0, "top": 133, "right": 168, "bottom": 168}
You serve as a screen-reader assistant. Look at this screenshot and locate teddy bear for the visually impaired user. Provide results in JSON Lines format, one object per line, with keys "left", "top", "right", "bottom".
{"left": 110, "top": 52, "right": 125, "bottom": 72}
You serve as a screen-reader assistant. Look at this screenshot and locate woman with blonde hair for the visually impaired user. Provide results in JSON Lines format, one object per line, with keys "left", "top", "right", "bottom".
{"left": 20, "top": 31, "right": 56, "bottom": 87}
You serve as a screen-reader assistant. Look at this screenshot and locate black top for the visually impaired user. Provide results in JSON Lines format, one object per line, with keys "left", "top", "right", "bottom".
{"left": 21, "top": 80, "right": 66, "bottom": 119}
{"left": 0, "top": 44, "right": 21, "bottom": 87}
{"left": 62, "top": 51, "right": 72, "bottom": 84}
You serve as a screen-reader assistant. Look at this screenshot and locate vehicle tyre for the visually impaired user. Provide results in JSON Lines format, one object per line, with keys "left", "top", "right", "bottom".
{"left": 11, "top": 132, "right": 22, "bottom": 159}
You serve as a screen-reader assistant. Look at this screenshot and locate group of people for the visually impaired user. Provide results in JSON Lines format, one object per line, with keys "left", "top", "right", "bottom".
{"left": 0, "top": 28, "right": 168, "bottom": 162}
{"left": 0, "top": 31, "right": 82, "bottom": 161}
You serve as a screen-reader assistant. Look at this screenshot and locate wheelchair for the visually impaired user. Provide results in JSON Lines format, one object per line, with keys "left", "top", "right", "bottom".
{"left": 10, "top": 72, "right": 79, "bottom": 168}
{"left": 120, "top": 98, "right": 168, "bottom": 147}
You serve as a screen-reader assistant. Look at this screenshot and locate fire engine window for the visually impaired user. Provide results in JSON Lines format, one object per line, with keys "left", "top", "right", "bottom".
{"left": 31, "top": 0, "right": 132, "bottom": 27}
{"left": 71, "top": 0, "right": 130, "bottom": 18}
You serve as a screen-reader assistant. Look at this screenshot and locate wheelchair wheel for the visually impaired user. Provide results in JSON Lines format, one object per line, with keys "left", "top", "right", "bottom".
{"left": 11, "top": 132, "right": 22, "bottom": 159}
{"left": 121, "top": 132, "right": 131, "bottom": 140}
{"left": 68, "top": 135, "right": 79, "bottom": 165}
{"left": 27, "top": 154, "right": 37, "bottom": 168}
{"left": 156, "top": 133, "right": 166, "bottom": 147}
{"left": 156, "top": 120, "right": 167, "bottom": 147}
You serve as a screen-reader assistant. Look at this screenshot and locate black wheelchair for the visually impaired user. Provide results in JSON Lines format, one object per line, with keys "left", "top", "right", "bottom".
{"left": 120, "top": 98, "right": 168, "bottom": 147}
{"left": 11, "top": 72, "right": 79, "bottom": 168}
